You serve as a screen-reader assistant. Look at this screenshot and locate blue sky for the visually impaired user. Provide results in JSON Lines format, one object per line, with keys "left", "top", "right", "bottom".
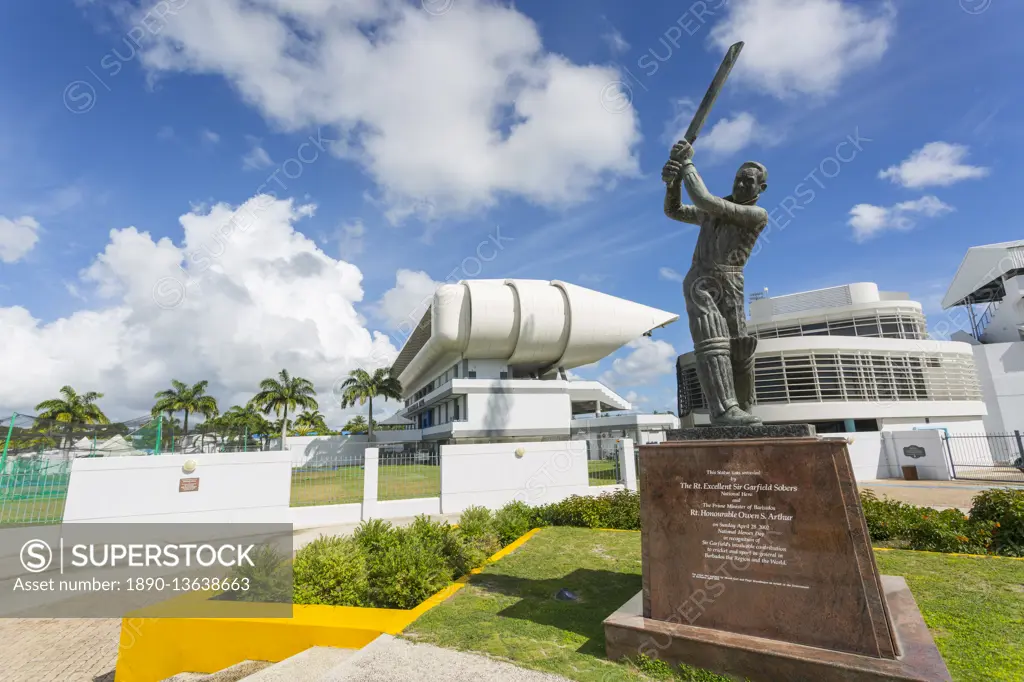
{"left": 0, "top": 0, "right": 1020, "bottom": 422}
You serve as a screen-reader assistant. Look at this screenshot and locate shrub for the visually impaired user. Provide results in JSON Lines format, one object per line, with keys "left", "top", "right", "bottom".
{"left": 364, "top": 531, "right": 456, "bottom": 609}
{"left": 860, "top": 490, "right": 919, "bottom": 543}
{"left": 904, "top": 507, "right": 995, "bottom": 555}
{"left": 601, "top": 489, "right": 641, "bottom": 530}
{"left": 494, "top": 500, "right": 536, "bottom": 545}
{"left": 970, "top": 488, "right": 1024, "bottom": 557}
{"left": 407, "top": 514, "right": 496, "bottom": 578}
{"left": 535, "top": 495, "right": 603, "bottom": 528}
{"left": 458, "top": 505, "right": 495, "bottom": 541}
{"left": 292, "top": 536, "right": 368, "bottom": 606}
{"left": 221, "top": 544, "right": 292, "bottom": 603}
{"left": 353, "top": 518, "right": 398, "bottom": 554}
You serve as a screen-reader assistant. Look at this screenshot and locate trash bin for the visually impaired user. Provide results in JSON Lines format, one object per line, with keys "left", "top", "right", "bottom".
{"left": 901, "top": 465, "right": 919, "bottom": 481}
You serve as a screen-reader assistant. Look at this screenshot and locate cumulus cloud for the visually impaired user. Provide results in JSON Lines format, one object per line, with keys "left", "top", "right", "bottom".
{"left": 664, "top": 100, "right": 767, "bottom": 159}
{"left": 709, "top": 0, "right": 895, "bottom": 98}
{"left": 659, "top": 267, "right": 684, "bottom": 283}
{"left": 600, "top": 337, "right": 676, "bottom": 388}
{"left": 0, "top": 215, "right": 41, "bottom": 263}
{"left": 127, "top": 0, "right": 640, "bottom": 221}
{"left": 372, "top": 269, "right": 441, "bottom": 333}
{"left": 848, "top": 195, "right": 953, "bottom": 242}
{"left": 878, "top": 142, "right": 989, "bottom": 188}
{"left": 0, "top": 195, "right": 397, "bottom": 422}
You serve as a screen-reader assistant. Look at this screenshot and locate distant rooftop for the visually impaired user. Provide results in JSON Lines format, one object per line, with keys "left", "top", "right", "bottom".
{"left": 748, "top": 283, "right": 913, "bottom": 323}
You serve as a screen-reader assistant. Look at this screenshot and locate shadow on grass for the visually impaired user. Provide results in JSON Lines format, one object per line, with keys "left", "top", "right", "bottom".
{"left": 470, "top": 568, "right": 642, "bottom": 658}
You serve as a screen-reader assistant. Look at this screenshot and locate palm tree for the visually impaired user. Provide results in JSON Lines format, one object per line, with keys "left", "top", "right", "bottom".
{"left": 337, "top": 368, "right": 402, "bottom": 440}
{"left": 294, "top": 410, "right": 329, "bottom": 433}
{"left": 152, "top": 380, "right": 220, "bottom": 452}
{"left": 35, "top": 386, "right": 110, "bottom": 449}
{"left": 249, "top": 370, "right": 318, "bottom": 445}
{"left": 343, "top": 415, "right": 368, "bottom": 433}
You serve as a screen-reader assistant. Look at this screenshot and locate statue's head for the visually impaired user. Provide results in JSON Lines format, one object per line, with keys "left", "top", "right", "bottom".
{"left": 732, "top": 161, "right": 767, "bottom": 204}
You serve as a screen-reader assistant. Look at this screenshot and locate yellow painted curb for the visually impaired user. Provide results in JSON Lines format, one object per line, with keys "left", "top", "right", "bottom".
{"left": 114, "top": 527, "right": 542, "bottom": 682}
{"left": 872, "top": 547, "right": 1024, "bottom": 561}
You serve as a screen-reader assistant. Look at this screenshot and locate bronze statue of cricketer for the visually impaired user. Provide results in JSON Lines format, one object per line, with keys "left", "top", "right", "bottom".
{"left": 660, "top": 41, "right": 769, "bottom": 427}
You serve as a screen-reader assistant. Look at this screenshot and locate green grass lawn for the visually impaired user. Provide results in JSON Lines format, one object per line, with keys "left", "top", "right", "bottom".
{"left": 290, "top": 464, "right": 441, "bottom": 506}
{"left": 0, "top": 495, "right": 67, "bottom": 525}
{"left": 405, "top": 527, "right": 1024, "bottom": 682}
{"left": 588, "top": 459, "right": 620, "bottom": 487}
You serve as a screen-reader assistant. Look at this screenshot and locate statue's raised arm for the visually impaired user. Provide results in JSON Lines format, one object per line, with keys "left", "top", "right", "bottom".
{"left": 664, "top": 139, "right": 768, "bottom": 230}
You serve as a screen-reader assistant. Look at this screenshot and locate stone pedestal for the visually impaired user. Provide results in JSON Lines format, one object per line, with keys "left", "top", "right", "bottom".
{"left": 603, "top": 438, "right": 950, "bottom": 682}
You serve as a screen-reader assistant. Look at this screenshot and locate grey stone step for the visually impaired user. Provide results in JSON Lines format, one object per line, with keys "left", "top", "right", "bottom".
{"left": 162, "top": 660, "right": 272, "bottom": 682}
{"left": 241, "top": 647, "right": 357, "bottom": 681}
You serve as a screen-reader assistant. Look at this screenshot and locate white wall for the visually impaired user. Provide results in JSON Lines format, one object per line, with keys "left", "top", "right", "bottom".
{"left": 440, "top": 440, "right": 590, "bottom": 513}
{"left": 463, "top": 390, "right": 570, "bottom": 435}
{"left": 972, "top": 342, "right": 1024, "bottom": 433}
{"left": 466, "top": 359, "right": 508, "bottom": 379}
{"left": 881, "top": 430, "right": 954, "bottom": 481}
{"left": 820, "top": 433, "right": 898, "bottom": 480}
{"left": 879, "top": 417, "right": 987, "bottom": 433}
{"left": 63, "top": 451, "right": 292, "bottom": 523}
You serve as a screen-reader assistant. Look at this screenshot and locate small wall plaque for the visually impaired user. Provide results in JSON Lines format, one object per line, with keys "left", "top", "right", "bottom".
{"left": 179, "top": 477, "right": 200, "bottom": 492}
{"left": 902, "top": 445, "right": 926, "bottom": 459}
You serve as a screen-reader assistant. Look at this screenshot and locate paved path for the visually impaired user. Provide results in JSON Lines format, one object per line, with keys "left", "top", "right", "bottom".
{"left": 322, "top": 635, "right": 571, "bottom": 682}
{"left": 0, "top": 617, "right": 120, "bottom": 681}
{"left": 859, "top": 479, "right": 1024, "bottom": 511}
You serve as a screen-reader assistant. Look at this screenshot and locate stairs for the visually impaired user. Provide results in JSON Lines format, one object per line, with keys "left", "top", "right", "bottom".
{"left": 160, "top": 647, "right": 357, "bottom": 682}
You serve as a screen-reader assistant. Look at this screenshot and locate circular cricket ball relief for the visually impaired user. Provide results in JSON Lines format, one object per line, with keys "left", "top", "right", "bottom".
{"left": 514, "top": 448, "right": 525, "bottom": 458}
{"left": 182, "top": 459, "right": 198, "bottom": 474}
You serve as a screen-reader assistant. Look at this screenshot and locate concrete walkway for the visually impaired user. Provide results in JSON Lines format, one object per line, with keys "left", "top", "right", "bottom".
{"left": 859, "top": 479, "right": 1024, "bottom": 511}
{"left": 321, "top": 635, "right": 571, "bottom": 682}
{"left": 293, "top": 512, "right": 462, "bottom": 550}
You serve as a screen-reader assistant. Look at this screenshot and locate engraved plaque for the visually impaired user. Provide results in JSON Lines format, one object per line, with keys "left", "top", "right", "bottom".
{"left": 639, "top": 438, "right": 896, "bottom": 659}
{"left": 178, "top": 477, "right": 200, "bottom": 493}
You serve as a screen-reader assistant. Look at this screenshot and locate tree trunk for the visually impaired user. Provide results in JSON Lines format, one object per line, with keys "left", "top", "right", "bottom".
{"left": 281, "top": 406, "right": 288, "bottom": 448}
{"left": 183, "top": 412, "right": 190, "bottom": 454}
{"left": 368, "top": 398, "right": 374, "bottom": 442}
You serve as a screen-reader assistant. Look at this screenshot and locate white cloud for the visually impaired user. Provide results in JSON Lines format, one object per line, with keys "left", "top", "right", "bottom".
{"left": 201, "top": 128, "right": 221, "bottom": 144}
{"left": 603, "top": 28, "right": 630, "bottom": 54}
{"left": 624, "top": 390, "right": 649, "bottom": 406}
{"left": 129, "top": 0, "right": 640, "bottom": 221}
{"left": 373, "top": 269, "right": 440, "bottom": 332}
{"left": 600, "top": 337, "right": 676, "bottom": 388}
{"left": 663, "top": 101, "right": 766, "bottom": 159}
{"left": 337, "top": 219, "right": 366, "bottom": 258}
{"left": 709, "top": 0, "right": 895, "bottom": 98}
{"left": 659, "top": 267, "right": 684, "bottom": 283}
{"left": 0, "top": 215, "right": 40, "bottom": 263}
{"left": 878, "top": 142, "right": 989, "bottom": 188}
{"left": 848, "top": 195, "right": 953, "bottom": 242}
{"left": 242, "top": 138, "right": 274, "bottom": 170}
{"left": 0, "top": 195, "right": 397, "bottom": 422}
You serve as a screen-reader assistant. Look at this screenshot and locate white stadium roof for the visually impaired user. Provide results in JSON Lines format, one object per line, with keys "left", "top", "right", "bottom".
{"left": 943, "top": 240, "right": 1024, "bottom": 309}
{"left": 391, "top": 279, "right": 679, "bottom": 389}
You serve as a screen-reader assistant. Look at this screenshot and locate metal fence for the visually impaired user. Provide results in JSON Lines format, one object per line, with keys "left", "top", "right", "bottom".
{"left": 377, "top": 443, "right": 441, "bottom": 501}
{"left": 0, "top": 453, "right": 72, "bottom": 526}
{"left": 944, "top": 431, "right": 1024, "bottom": 483}
{"left": 587, "top": 438, "right": 623, "bottom": 486}
{"left": 290, "top": 444, "right": 366, "bottom": 507}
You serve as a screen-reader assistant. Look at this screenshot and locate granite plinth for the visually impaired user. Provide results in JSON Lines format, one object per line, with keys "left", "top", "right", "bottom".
{"left": 665, "top": 424, "right": 816, "bottom": 440}
{"left": 604, "top": 576, "right": 951, "bottom": 682}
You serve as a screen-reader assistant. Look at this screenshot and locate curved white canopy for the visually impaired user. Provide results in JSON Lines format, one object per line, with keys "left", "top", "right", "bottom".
{"left": 943, "top": 240, "right": 1024, "bottom": 308}
{"left": 392, "top": 279, "right": 678, "bottom": 390}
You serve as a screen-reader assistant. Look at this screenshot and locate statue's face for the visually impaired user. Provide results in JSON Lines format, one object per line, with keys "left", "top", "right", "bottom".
{"left": 732, "top": 167, "right": 764, "bottom": 204}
